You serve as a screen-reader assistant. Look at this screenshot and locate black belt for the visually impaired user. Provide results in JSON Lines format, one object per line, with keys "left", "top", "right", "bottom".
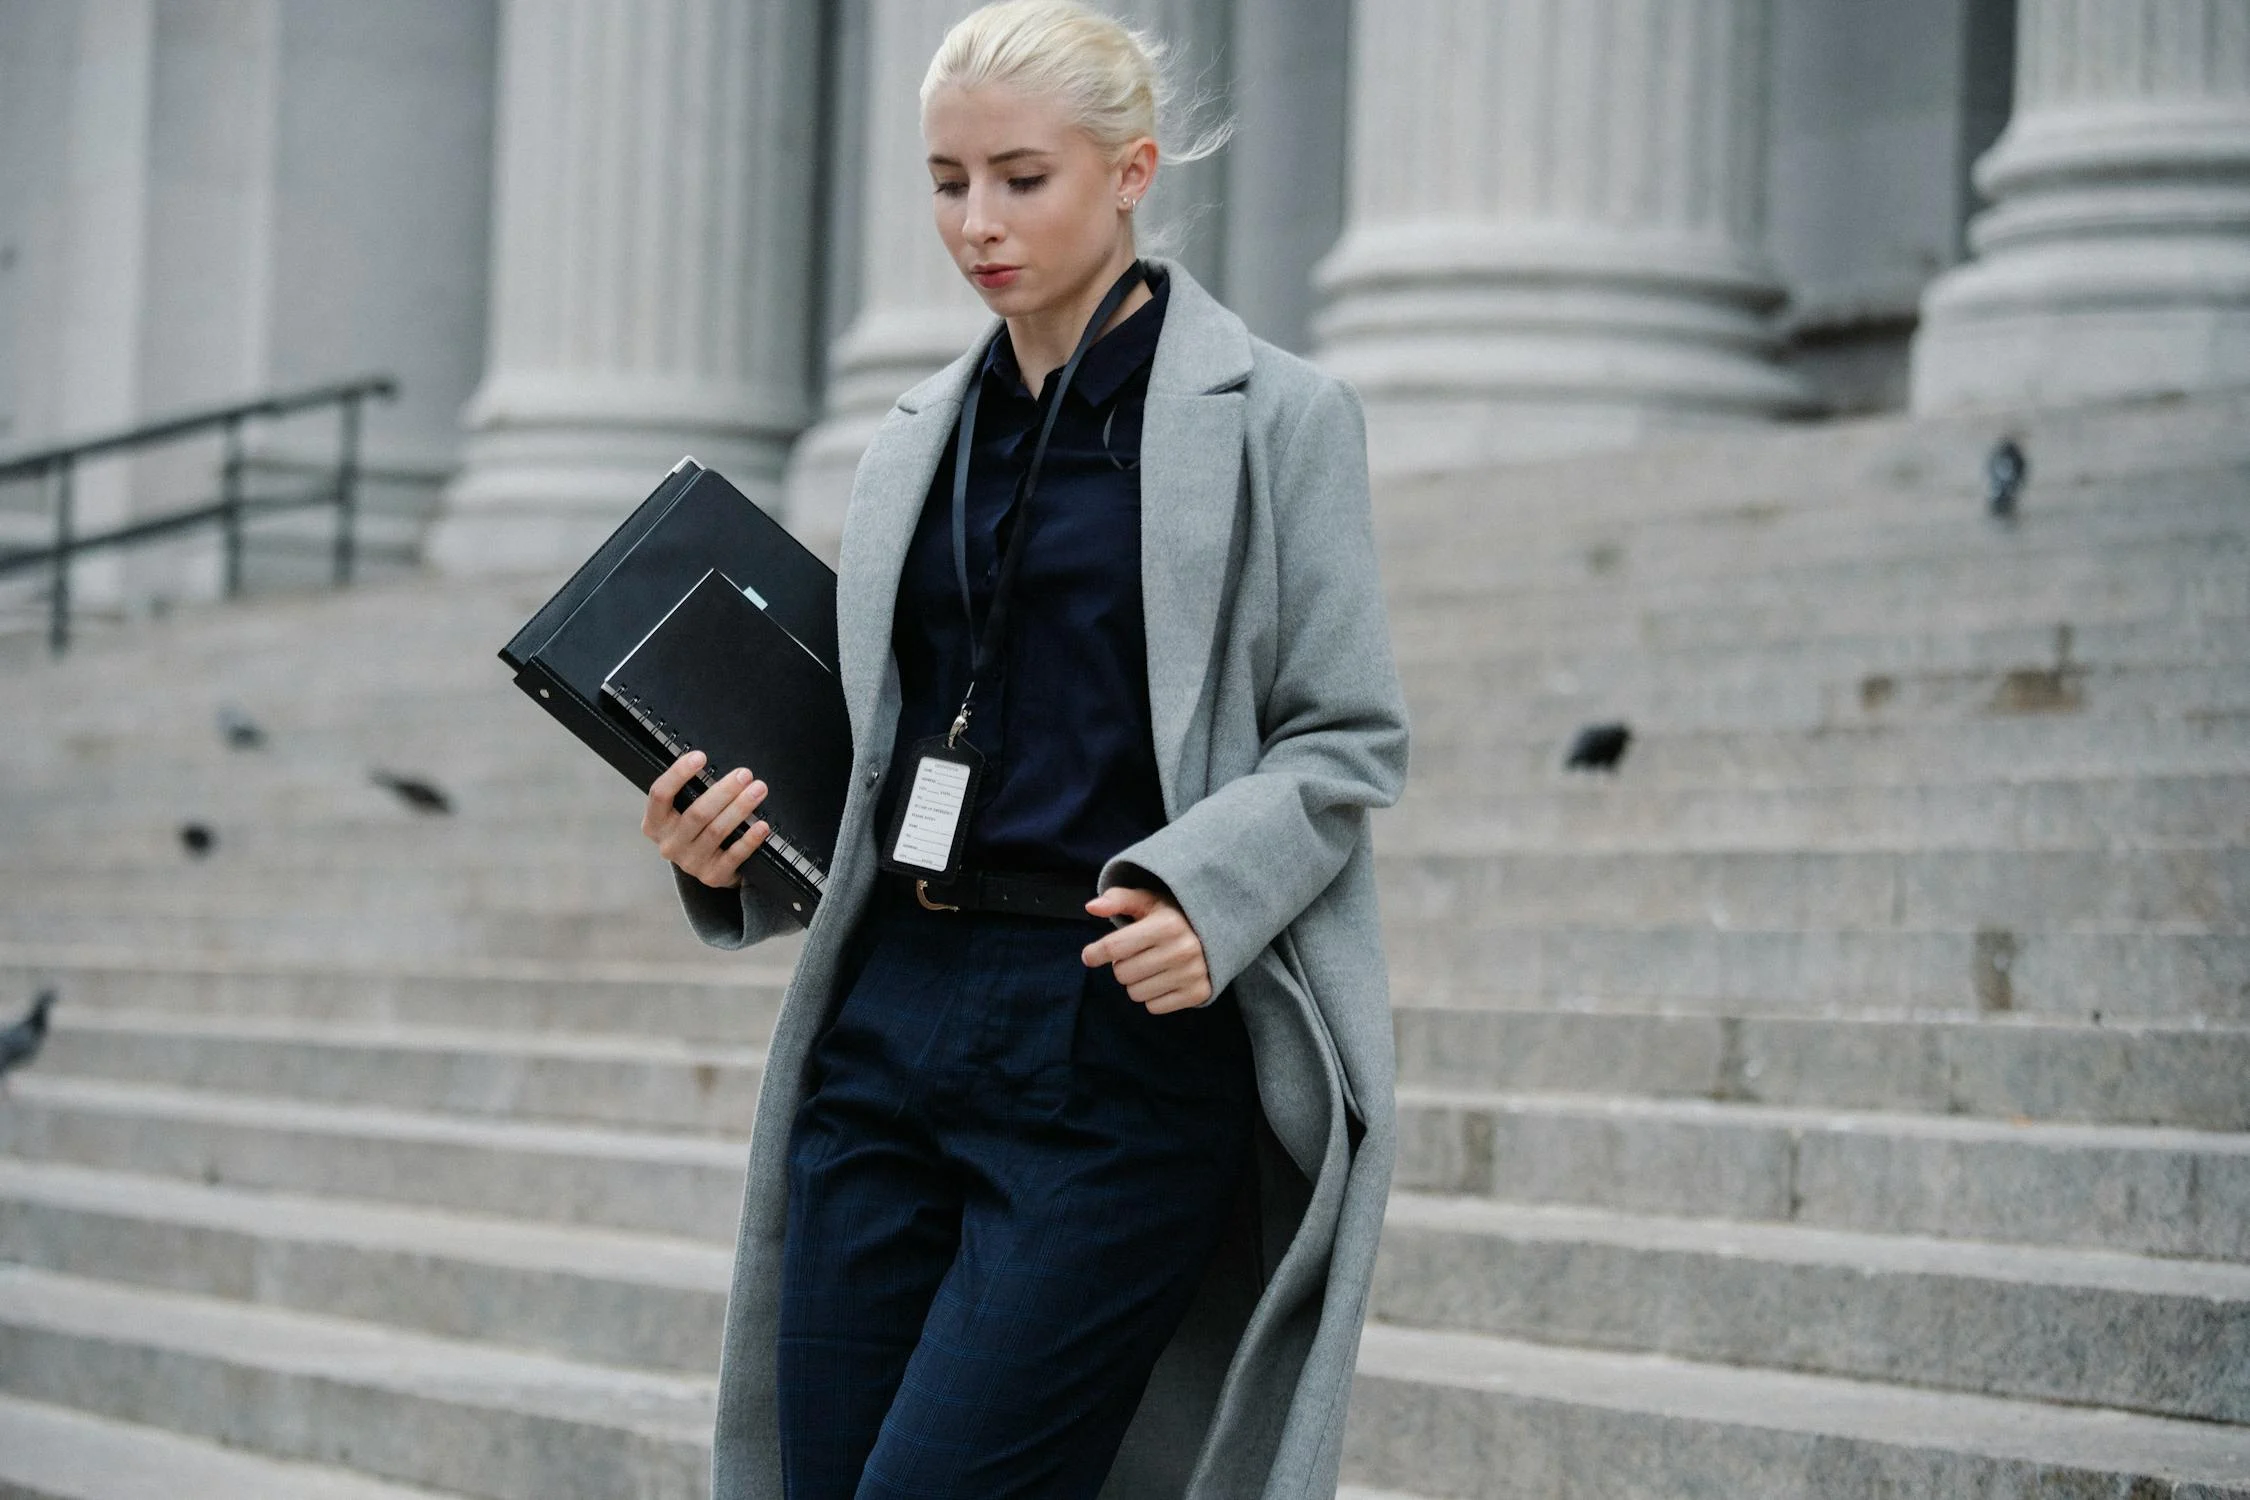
{"left": 901, "top": 869, "right": 1096, "bottom": 921}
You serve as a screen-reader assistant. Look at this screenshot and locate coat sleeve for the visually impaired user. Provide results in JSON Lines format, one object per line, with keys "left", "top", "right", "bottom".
{"left": 1097, "top": 374, "right": 1410, "bottom": 995}
{"left": 671, "top": 864, "right": 799, "bottom": 950}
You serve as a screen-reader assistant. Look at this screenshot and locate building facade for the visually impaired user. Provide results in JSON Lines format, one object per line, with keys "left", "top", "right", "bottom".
{"left": 2, "top": 0, "right": 2245, "bottom": 598}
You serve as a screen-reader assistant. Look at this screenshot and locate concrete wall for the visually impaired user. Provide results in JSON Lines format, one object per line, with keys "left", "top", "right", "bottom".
{"left": 1767, "top": 0, "right": 2015, "bottom": 413}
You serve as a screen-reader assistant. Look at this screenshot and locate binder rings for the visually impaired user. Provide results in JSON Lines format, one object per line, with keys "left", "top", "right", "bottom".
{"left": 499, "top": 459, "right": 847, "bottom": 923}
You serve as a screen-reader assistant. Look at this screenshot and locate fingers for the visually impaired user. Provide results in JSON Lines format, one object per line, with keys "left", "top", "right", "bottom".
{"left": 673, "top": 774, "right": 766, "bottom": 865}
{"left": 642, "top": 751, "right": 707, "bottom": 838}
{"left": 1085, "top": 885, "right": 1158, "bottom": 920}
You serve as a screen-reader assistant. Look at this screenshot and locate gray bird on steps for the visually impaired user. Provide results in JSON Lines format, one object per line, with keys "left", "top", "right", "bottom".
{"left": 0, "top": 989, "right": 56, "bottom": 1095}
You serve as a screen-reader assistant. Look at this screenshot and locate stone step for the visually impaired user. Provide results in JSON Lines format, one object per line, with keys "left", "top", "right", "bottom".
{"left": 1389, "top": 1008, "right": 2250, "bottom": 1130}
{"left": 1385, "top": 920, "right": 2250, "bottom": 1023}
{"left": 1372, "top": 385, "right": 2250, "bottom": 528}
{"left": 1404, "top": 662, "right": 2250, "bottom": 740}
{"left": 1344, "top": 1322, "right": 2250, "bottom": 1499}
{"left": 1404, "top": 709, "right": 2250, "bottom": 790}
{"left": 0, "top": 1392, "right": 478, "bottom": 1500}
{"left": 1380, "top": 772, "right": 2250, "bottom": 852}
{"left": 37, "top": 1013, "right": 768, "bottom": 1135}
{"left": 0, "top": 903, "right": 741, "bottom": 966}
{"left": 1390, "top": 608, "right": 2249, "bottom": 679}
{"left": 1393, "top": 1087, "right": 2250, "bottom": 1259}
{"left": 0, "top": 1264, "right": 712, "bottom": 1500}
{"left": 0, "top": 1075, "right": 745, "bottom": 1241}
{"left": 15, "top": 770, "right": 2250, "bottom": 867}
{"left": 0, "top": 1159, "right": 728, "bottom": 1373}
{"left": 1374, "top": 1192, "right": 2250, "bottom": 1423}
{"left": 1378, "top": 848, "right": 2248, "bottom": 935}
{"left": 0, "top": 951, "right": 789, "bottom": 1043}
{"left": 1380, "top": 479, "right": 2248, "bottom": 595}
{"left": 1389, "top": 548, "right": 2246, "bottom": 652}
{"left": 14, "top": 847, "right": 2240, "bottom": 938}
{"left": 1389, "top": 523, "right": 2245, "bottom": 612}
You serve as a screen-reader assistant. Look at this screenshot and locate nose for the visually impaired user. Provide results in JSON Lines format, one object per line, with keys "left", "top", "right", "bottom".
{"left": 960, "top": 178, "right": 1002, "bottom": 247}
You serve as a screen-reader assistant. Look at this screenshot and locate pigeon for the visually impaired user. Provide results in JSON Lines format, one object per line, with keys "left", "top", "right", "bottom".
{"left": 216, "top": 705, "right": 266, "bottom": 750}
{"left": 1985, "top": 438, "right": 2027, "bottom": 519}
{"left": 179, "top": 822, "right": 217, "bottom": 857}
{"left": 1565, "top": 722, "right": 1632, "bottom": 772}
{"left": 371, "top": 770, "right": 452, "bottom": 815}
{"left": 0, "top": 989, "right": 56, "bottom": 1092}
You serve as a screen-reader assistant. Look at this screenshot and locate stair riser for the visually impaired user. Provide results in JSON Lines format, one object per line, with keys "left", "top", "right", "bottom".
{"left": 0, "top": 963, "right": 787, "bottom": 1044}
{"left": 1386, "top": 925, "right": 2250, "bottom": 1023}
{"left": 17, "top": 849, "right": 2243, "bottom": 935}
{"left": 1398, "top": 714, "right": 2250, "bottom": 789}
{"left": 0, "top": 1198, "right": 726, "bottom": 1374}
{"left": 1379, "top": 495, "right": 2250, "bottom": 595}
{"left": 1371, "top": 1220, "right": 2250, "bottom": 1423}
{"left": 0, "top": 1323, "right": 709, "bottom": 1500}
{"left": 1395, "top": 1100, "right": 2250, "bottom": 1258}
{"left": 0, "top": 1097, "right": 745, "bottom": 1241}
{"left": 1403, "top": 666, "right": 2250, "bottom": 740}
{"left": 1392, "top": 1011, "right": 2250, "bottom": 1130}
{"left": 0, "top": 909, "right": 724, "bottom": 966}
{"left": 37, "top": 1028, "right": 766, "bottom": 1135}
{"left": 1382, "top": 775, "right": 2250, "bottom": 852}
{"left": 1379, "top": 849, "right": 2250, "bottom": 934}
{"left": 1340, "top": 1371, "right": 2250, "bottom": 1500}
{"left": 1390, "top": 610, "right": 2250, "bottom": 679}
{"left": 1391, "top": 561, "right": 2248, "bottom": 653}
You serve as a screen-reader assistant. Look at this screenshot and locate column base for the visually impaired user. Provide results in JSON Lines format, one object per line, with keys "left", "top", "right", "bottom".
{"left": 430, "top": 422, "right": 790, "bottom": 579}
{"left": 1312, "top": 225, "right": 1819, "bottom": 477}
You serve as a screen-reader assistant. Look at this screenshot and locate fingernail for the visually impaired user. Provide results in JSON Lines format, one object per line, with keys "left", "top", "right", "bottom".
{"left": 687, "top": 750, "right": 706, "bottom": 766}
{"left": 732, "top": 768, "right": 750, "bottom": 783}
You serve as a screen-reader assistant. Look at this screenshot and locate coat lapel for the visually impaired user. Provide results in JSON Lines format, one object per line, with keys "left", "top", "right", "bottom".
{"left": 1137, "top": 258, "right": 1253, "bottom": 813}
{"left": 827, "top": 256, "right": 1253, "bottom": 803}
{"left": 832, "top": 352, "right": 980, "bottom": 750}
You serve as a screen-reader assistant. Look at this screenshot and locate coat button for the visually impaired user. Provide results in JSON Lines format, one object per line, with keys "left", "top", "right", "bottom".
{"left": 865, "top": 768, "right": 879, "bottom": 785}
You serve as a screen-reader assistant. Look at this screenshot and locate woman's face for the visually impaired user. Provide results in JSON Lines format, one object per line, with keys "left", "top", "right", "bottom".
{"left": 924, "top": 82, "right": 1154, "bottom": 317}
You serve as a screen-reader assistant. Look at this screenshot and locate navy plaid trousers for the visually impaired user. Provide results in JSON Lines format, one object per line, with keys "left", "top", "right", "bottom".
{"left": 777, "top": 879, "right": 1257, "bottom": 1500}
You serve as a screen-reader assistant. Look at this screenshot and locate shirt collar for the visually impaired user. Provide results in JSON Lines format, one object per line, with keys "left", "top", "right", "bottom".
{"left": 981, "top": 265, "right": 1169, "bottom": 408}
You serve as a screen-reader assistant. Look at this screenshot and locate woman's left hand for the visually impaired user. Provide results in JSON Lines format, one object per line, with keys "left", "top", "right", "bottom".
{"left": 1082, "top": 887, "right": 1212, "bottom": 1013}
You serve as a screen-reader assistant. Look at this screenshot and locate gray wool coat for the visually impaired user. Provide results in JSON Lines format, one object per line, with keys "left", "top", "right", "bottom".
{"left": 674, "top": 254, "right": 1411, "bottom": 1499}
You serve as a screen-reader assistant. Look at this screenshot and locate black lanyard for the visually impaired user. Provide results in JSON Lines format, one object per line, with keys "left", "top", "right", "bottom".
{"left": 943, "top": 259, "right": 1148, "bottom": 748}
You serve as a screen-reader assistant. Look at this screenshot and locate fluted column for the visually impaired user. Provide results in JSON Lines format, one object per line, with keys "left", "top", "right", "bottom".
{"left": 433, "top": 0, "right": 822, "bottom": 576}
{"left": 1312, "top": 0, "right": 1814, "bottom": 474}
{"left": 1912, "top": 0, "right": 2250, "bottom": 412}
{"left": 785, "top": 0, "right": 987, "bottom": 556}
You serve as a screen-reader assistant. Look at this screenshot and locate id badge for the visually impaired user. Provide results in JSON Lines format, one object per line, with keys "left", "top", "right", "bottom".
{"left": 878, "top": 735, "right": 985, "bottom": 881}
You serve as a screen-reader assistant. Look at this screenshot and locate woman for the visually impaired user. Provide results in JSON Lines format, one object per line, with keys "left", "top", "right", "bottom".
{"left": 642, "top": 3, "right": 1408, "bottom": 1496}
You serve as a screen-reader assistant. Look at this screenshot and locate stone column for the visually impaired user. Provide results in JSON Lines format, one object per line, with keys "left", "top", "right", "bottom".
{"left": 1311, "top": 0, "right": 1814, "bottom": 474}
{"left": 1911, "top": 0, "right": 2250, "bottom": 413}
{"left": 785, "top": 0, "right": 987, "bottom": 557}
{"left": 434, "top": 0, "right": 822, "bottom": 577}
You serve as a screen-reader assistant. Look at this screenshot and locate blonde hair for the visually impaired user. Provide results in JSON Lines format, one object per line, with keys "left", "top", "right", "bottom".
{"left": 920, "top": 1, "right": 1232, "bottom": 176}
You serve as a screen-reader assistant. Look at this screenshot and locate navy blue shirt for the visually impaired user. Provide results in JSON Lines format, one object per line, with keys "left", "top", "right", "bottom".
{"left": 879, "top": 266, "right": 1171, "bottom": 878}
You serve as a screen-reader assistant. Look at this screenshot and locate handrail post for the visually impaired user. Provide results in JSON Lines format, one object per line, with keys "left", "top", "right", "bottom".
{"left": 220, "top": 414, "right": 245, "bottom": 597}
{"left": 332, "top": 392, "right": 362, "bottom": 586}
{"left": 48, "top": 456, "right": 73, "bottom": 656}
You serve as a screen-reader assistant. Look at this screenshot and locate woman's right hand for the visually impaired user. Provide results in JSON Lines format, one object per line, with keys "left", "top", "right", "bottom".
{"left": 643, "top": 749, "right": 772, "bottom": 889}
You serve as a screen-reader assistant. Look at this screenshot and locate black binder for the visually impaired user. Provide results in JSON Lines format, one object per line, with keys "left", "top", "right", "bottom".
{"left": 499, "top": 459, "right": 847, "bottom": 923}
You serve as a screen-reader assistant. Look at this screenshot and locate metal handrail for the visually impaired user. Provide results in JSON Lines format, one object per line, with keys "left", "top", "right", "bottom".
{"left": 0, "top": 374, "right": 396, "bottom": 654}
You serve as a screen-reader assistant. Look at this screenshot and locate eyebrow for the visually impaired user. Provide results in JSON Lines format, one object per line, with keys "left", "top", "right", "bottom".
{"left": 927, "top": 147, "right": 1053, "bottom": 168}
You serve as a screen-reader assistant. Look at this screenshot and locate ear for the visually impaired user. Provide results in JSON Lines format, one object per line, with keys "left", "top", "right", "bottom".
{"left": 1118, "top": 136, "right": 1158, "bottom": 202}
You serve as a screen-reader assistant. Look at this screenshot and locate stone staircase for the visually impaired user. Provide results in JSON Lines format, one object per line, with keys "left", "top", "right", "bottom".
{"left": 0, "top": 386, "right": 2245, "bottom": 1497}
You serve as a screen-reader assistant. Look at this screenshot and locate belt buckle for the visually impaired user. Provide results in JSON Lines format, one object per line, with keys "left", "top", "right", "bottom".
{"left": 914, "top": 878, "right": 960, "bottom": 913}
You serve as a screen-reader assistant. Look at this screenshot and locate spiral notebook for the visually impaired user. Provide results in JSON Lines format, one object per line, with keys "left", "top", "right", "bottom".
{"left": 600, "top": 567, "right": 851, "bottom": 916}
